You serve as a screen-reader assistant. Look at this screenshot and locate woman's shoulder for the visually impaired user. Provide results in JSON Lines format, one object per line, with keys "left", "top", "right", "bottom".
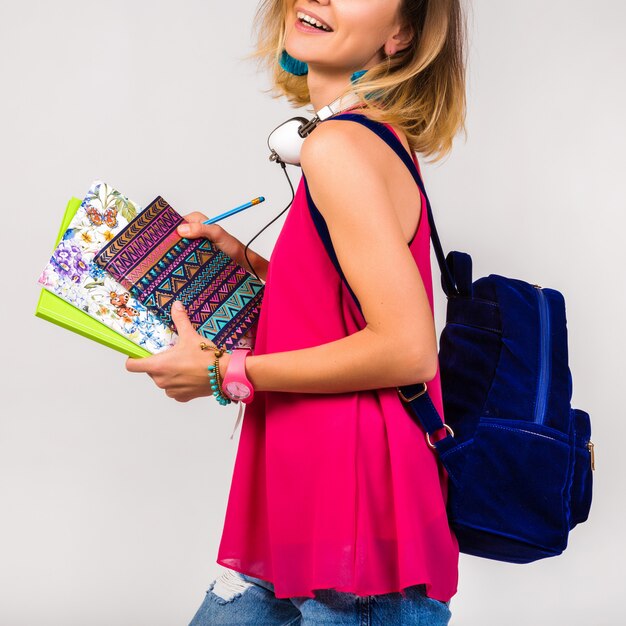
{"left": 298, "top": 113, "right": 410, "bottom": 253}
{"left": 300, "top": 111, "right": 422, "bottom": 248}
{"left": 301, "top": 113, "right": 393, "bottom": 180}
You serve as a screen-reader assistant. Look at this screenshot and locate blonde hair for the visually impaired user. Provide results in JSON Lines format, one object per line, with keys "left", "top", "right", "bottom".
{"left": 244, "top": 0, "right": 469, "bottom": 163}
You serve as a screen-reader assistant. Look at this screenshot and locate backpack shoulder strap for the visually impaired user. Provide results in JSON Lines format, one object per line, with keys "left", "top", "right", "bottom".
{"left": 304, "top": 111, "right": 454, "bottom": 437}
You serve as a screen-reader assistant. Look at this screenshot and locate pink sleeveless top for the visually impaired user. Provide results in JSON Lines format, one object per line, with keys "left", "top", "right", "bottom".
{"left": 216, "top": 117, "right": 459, "bottom": 602}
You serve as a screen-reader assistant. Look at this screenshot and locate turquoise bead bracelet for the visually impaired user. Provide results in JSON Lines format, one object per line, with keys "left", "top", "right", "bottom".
{"left": 201, "top": 342, "right": 232, "bottom": 406}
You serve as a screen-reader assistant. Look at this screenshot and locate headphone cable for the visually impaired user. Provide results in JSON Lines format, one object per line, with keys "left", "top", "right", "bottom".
{"left": 242, "top": 159, "right": 295, "bottom": 283}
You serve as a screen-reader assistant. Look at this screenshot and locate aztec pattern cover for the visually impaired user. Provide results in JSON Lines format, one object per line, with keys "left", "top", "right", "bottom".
{"left": 93, "top": 195, "right": 264, "bottom": 352}
{"left": 37, "top": 181, "right": 178, "bottom": 354}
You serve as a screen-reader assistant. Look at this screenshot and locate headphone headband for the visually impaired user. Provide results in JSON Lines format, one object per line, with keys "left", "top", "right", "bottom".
{"left": 298, "top": 91, "right": 361, "bottom": 138}
{"left": 316, "top": 91, "right": 362, "bottom": 122}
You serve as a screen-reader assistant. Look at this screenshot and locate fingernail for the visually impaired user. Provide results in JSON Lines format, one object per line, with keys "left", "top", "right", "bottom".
{"left": 178, "top": 224, "right": 190, "bottom": 235}
{"left": 173, "top": 300, "right": 183, "bottom": 310}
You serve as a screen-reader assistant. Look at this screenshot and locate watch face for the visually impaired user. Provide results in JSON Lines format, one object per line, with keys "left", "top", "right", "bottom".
{"left": 225, "top": 381, "right": 251, "bottom": 400}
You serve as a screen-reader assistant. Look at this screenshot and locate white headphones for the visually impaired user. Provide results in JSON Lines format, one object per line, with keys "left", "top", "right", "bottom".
{"left": 267, "top": 91, "right": 361, "bottom": 167}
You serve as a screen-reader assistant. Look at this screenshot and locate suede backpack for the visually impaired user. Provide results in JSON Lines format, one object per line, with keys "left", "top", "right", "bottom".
{"left": 312, "top": 112, "right": 594, "bottom": 563}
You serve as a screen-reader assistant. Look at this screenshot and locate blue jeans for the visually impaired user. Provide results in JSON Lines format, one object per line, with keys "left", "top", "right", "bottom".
{"left": 188, "top": 567, "right": 452, "bottom": 625}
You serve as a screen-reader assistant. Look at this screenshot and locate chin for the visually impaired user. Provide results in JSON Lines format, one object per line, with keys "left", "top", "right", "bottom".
{"left": 285, "top": 37, "right": 328, "bottom": 61}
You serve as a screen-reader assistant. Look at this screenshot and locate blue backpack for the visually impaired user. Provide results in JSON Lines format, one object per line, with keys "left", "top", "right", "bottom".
{"left": 312, "top": 112, "right": 594, "bottom": 563}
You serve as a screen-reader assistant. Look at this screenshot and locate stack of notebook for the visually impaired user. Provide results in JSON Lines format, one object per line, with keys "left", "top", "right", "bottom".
{"left": 36, "top": 181, "right": 264, "bottom": 358}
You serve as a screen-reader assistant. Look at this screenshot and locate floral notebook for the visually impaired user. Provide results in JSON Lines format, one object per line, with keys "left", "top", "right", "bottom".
{"left": 37, "top": 181, "right": 178, "bottom": 354}
{"left": 92, "top": 195, "right": 264, "bottom": 352}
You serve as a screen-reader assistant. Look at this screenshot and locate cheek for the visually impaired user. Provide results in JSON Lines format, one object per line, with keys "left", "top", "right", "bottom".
{"left": 338, "top": 7, "right": 394, "bottom": 47}
{"left": 335, "top": 26, "right": 387, "bottom": 63}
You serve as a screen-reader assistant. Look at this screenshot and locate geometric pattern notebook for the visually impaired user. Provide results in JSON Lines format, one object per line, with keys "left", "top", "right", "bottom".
{"left": 93, "top": 195, "right": 265, "bottom": 352}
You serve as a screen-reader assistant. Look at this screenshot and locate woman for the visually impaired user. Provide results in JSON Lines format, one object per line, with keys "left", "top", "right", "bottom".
{"left": 127, "top": 0, "right": 468, "bottom": 623}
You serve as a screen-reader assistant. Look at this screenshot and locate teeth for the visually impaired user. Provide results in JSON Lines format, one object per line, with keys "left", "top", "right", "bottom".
{"left": 297, "top": 11, "right": 332, "bottom": 32}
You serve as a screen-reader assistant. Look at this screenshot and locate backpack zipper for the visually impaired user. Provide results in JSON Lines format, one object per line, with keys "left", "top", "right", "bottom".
{"left": 533, "top": 286, "right": 594, "bottom": 471}
{"left": 532, "top": 285, "right": 551, "bottom": 424}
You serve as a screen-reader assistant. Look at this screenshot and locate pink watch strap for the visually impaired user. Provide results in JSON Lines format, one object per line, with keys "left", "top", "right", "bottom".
{"left": 221, "top": 347, "right": 254, "bottom": 404}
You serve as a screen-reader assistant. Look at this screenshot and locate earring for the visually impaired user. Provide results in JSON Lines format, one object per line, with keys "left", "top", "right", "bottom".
{"left": 384, "top": 45, "right": 397, "bottom": 58}
{"left": 350, "top": 69, "right": 368, "bottom": 84}
{"left": 279, "top": 49, "right": 308, "bottom": 75}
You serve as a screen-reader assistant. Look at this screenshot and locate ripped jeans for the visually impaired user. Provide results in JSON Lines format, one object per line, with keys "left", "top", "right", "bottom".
{"left": 187, "top": 566, "right": 452, "bottom": 626}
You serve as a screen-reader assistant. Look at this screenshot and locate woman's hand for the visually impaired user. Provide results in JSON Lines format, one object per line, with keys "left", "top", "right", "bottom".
{"left": 176, "top": 212, "right": 269, "bottom": 281}
{"left": 177, "top": 212, "right": 247, "bottom": 264}
{"left": 125, "top": 300, "right": 231, "bottom": 403}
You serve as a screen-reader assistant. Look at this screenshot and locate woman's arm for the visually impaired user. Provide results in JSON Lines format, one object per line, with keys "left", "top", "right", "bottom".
{"left": 125, "top": 122, "right": 438, "bottom": 401}
{"left": 246, "top": 324, "right": 436, "bottom": 393}
{"left": 245, "top": 120, "right": 439, "bottom": 394}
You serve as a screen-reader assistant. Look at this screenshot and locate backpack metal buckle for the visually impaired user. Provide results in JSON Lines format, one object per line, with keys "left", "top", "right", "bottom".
{"left": 397, "top": 382, "right": 428, "bottom": 402}
{"left": 425, "top": 424, "right": 455, "bottom": 449}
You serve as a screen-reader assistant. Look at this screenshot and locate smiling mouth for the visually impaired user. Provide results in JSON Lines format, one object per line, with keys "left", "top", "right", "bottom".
{"left": 295, "top": 11, "right": 333, "bottom": 32}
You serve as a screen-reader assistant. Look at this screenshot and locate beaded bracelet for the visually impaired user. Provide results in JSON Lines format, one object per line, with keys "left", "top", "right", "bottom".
{"left": 202, "top": 342, "right": 232, "bottom": 406}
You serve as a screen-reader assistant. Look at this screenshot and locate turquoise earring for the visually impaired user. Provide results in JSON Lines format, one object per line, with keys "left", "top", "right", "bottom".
{"left": 350, "top": 69, "right": 368, "bottom": 84}
{"left": 351, "top": 68, "right": 381, "bottom": 100}
{"left": 279, "top": 50, "right": 308, "bottom": 75}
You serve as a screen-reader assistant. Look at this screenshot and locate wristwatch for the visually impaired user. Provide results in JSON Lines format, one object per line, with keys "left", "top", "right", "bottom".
{"left": 221, "top": 347, "right": 254, "bottom": 403}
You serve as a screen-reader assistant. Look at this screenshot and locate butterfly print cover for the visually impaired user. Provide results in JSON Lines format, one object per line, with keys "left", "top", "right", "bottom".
{"left": 93, "top": 196, "right": 265, "bottom": 352}
{"left": 37, "top": 180, "right": 178, "bottom": 354}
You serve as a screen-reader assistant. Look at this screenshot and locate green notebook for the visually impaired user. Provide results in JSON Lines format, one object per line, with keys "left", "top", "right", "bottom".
{"left": 35, "top": 197, "right": 152, "bottom": 358}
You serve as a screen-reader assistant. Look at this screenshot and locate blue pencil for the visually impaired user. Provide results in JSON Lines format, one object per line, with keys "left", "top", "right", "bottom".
{"left": 202, "top": 197, "right": 265, "bottom": 225}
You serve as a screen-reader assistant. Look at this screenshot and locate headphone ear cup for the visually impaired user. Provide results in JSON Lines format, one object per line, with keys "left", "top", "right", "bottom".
{"left": 268, "top": 117, "right": 310, "bottom": 166}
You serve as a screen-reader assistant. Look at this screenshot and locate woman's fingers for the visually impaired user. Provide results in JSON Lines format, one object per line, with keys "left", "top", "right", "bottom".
{"left": 177, "top": 220, "right": 223, "bottom": 240}
{"left": 176, "top": 214, "right": 243, "bottom": 262}
{"left": 126, "top": 354, "right": 159, "bottom": 374}
{"left": 181, "top": 211, "right": 208, "bottom": 222}
{"left": 170, "top": 300, "right": 199, "bottom": 340}
{"left": 178, "top": 211, "right": 210, "bottom": 238}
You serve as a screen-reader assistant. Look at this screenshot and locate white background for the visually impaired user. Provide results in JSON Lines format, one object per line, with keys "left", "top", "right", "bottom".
{"left": 1, "top": 1, "right": 623, "bottom": 624}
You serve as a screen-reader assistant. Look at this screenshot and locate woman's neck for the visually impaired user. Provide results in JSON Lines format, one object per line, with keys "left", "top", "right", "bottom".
{"left": 306, "top": 69, "right": 354, "bottom": 113}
